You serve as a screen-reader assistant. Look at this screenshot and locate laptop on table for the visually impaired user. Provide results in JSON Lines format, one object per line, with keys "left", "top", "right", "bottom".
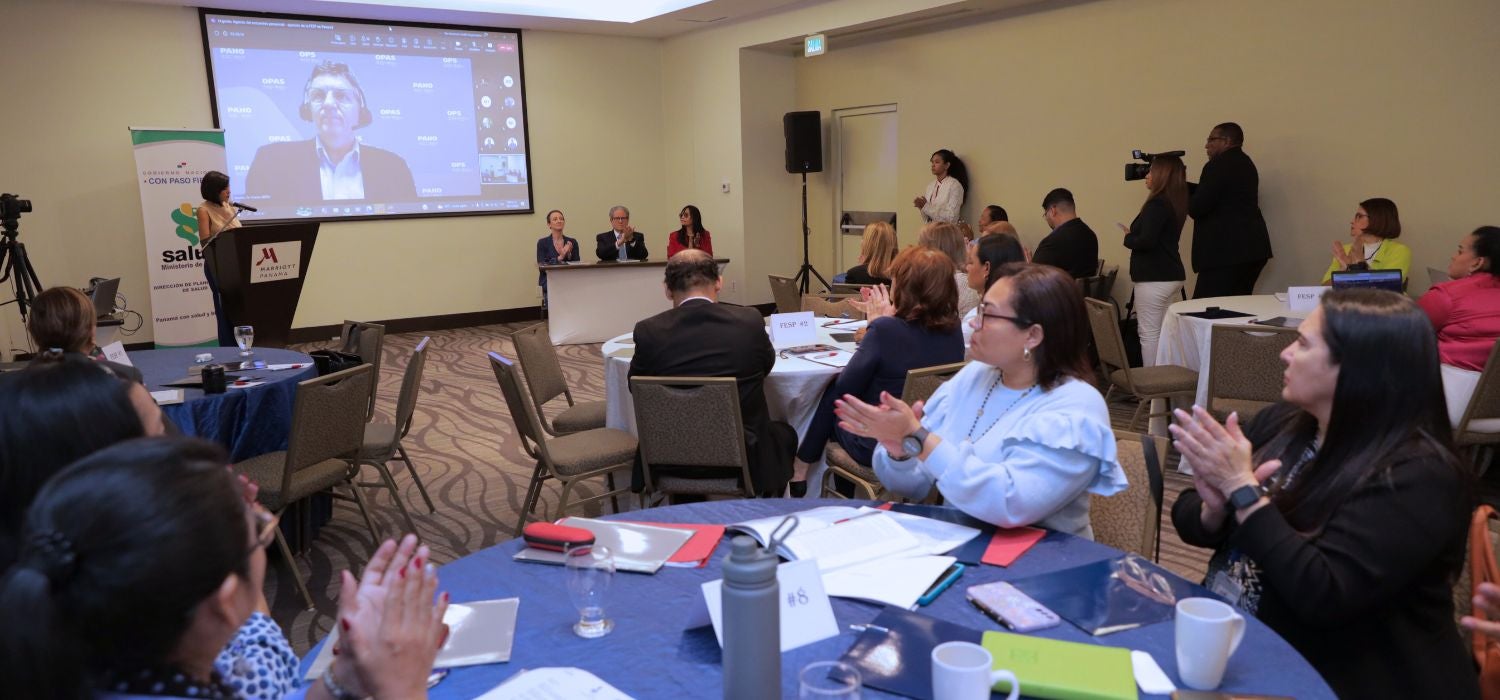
{"left": 89, "top": 277, "right": 119, "bottom": 318}
{"left": 1330, "top": 269, "right": 1403, "bottom": 293}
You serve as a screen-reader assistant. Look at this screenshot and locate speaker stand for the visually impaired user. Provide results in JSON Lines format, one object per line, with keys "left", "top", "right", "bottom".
{"left": 792, "top": 172, "right": 828, "bottom": 294}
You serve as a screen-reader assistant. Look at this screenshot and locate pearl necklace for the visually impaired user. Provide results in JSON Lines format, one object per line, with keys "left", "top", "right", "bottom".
{"left": 966, "top": 370, "right": 1038, "bottom": 441}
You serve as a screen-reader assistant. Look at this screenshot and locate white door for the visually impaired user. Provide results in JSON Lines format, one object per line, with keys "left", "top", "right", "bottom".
{"left": 833, "top": 106, "right": 898, "bottom": 273}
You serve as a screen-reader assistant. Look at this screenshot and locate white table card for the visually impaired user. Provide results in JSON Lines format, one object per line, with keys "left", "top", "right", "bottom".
{"left": 1286, "top": 286, "right": 1328, "bottom": 313}
{"left": 100, "top": 341, "right": 133, "bottom": 366}
{"left": 698, "top": 557, "right": 839, "bottom": 652}
{"left": 768, "top": 311, "right": 817, "bottom": 349}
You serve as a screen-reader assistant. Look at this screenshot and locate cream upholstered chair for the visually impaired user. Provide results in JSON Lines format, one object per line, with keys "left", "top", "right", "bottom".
{"left": 354, "top": 336, "right": 435, "bottom": 536}
{"left": 235, "top": 364, "right": 379, "bottom": 610}
{"left": 631, "top": 376, "right": 758, "bottom": 505}
{"left": 1205, "top": 324, "right": 1298, "bottom": 422}
{"left": 1456, "top": 342, "right": 1500, "bottom": 475}
{"left": 1084, "top": 297, "right": 1198, "bottom": 430}
{"left": 339, "top": 320, "right": 386, "bottom": 422}
{"left": 768, "top": 274, "right": 802, "bottom": 314}
{"left": 510, "top": 322, "right": 607, "bottom": 436}
{"left": 820, "top": 361, "right": 967, "bottom": 500}
{"left": 489, "top": 352, "right": 635, "bottom": 537}
{"left": 1090, "top": 431, "right": 1168, "bottom": 561}
{"left": 801, "top": 294, "right": 866, "bottom": 320}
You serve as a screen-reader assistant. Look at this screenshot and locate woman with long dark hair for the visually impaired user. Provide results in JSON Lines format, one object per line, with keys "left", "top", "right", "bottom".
{"left": 913, "top": 149, "right": 967, "bottom": 224}
{"left": 196, "top": 170, "right": 239, "bottom": 347}
{"left": 960, "top": 233, "right": 1027, "bottom": 347}
{"left": 1119, "top": 154, "right": 1188, "bottom": 365}
{"left": 837, "top": 263, "right": 1126, "bottom": 536}
{"left": 1170, "top": 289, "right": 1477, "bottom": 698}
{"left": 666, "top": 204, "right": 713, "bottom": 257}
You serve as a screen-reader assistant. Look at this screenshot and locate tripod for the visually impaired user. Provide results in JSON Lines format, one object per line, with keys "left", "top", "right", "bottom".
{"left": 0, "top": 219, "right": 42, "bottom": 322}
{"left": 792, "top": 172, "right": 829, "bottom": 294}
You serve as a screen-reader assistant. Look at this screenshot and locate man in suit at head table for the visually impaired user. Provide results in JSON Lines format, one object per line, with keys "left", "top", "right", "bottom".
{"left": 595, "top": 205, "right": 650, "bottom": 261}
{"left": 627, "top": 250, "right": 795, "bottom": 496}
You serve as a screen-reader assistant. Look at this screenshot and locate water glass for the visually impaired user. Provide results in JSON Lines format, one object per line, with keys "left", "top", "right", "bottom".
{"left": 799, "top": 661, "right": 861, "bottom": 699}
{"left": 565, "top": 544, "right": 614, "bottom": 638}
{"left": 233, "top": 325, "right": 255, "bottom": 357}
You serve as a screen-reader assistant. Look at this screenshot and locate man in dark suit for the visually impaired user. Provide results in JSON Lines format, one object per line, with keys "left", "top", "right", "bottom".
{"left": 244, "top": 61, "right": 416, "bottom": 204}
{"left": 628, "top": 250, "right": 793, "bottom": 495}
{"left": 595, "top": 205, "right": 650, "bottom": 261}
{"left": 1031, "top": 188, "right": 1099, "bottom": 279}
{"left": 1189, "top": 122, "right": 1272, "bottom": 297}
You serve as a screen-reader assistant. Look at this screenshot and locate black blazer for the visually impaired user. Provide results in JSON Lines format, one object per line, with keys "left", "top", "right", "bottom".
{"left": 1188, "top": 147, "right": 1272, "bottom": 271}
{"left": 629, "top": 299, "right": 790, "bottom": 491}
{"left": 595, "top": 230, "right": 649, "bottom": 261}
{"left": 1031, "top": 218, "right": 1099, "bottom": 279}
{"left": 843, "top": 264, "right": 891, "bottom": 286}
{"left": 535, "top": 235, "right": 580, "bottom": 286}
{"left": 244, "top": 139, "right": 417, "bottom": 203}
{"left": 1123, "top": 197, "right": 1186, "bottom": 282}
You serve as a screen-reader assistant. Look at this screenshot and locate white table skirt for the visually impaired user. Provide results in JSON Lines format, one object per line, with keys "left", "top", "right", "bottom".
{"left": 601, "top": 318, "right": 866, "bottom": 496}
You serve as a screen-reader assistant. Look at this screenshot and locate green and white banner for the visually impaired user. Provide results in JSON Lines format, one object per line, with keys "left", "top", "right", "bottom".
{"left": 130, "top": 128, "right": 225, "bottom": 347}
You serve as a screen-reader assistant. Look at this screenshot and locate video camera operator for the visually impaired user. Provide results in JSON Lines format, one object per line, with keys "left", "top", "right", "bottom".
{"left": 1187, "top": 122, "right": 1272, "bottom": 298}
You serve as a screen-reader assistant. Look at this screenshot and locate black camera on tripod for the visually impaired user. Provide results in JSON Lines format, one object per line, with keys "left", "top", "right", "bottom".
{"left": 1124, "top": 150, "right": 1186, "bottom": 181}
{"left": 0, "top": 193, "right": 31, "bottom": 230}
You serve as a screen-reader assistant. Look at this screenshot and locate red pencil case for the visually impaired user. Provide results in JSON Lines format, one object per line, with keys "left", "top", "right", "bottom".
{"left": 522, "top": 522, "right": 596, "bottom": 552}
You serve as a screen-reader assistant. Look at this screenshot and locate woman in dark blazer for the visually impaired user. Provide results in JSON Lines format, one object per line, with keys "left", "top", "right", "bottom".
{"left": 535, "top": 209, "right": 580, "bottom": 309}
{"left": 1120, "top": 154, "right": 1187, "bottom": 366}
{"left": 1169, "top": 289, "right": 1478, "bottom": 699}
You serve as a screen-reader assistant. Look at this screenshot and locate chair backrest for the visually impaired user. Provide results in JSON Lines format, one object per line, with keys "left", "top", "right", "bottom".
{"left": 1458, "top": 342, "right": 1500, "bottom": 444}
{"left": 280, "top": 364, "right": 374, "bottom": 495}
{"left": 487, "top": 351, "right": 544, "bottom": 460}
{"left": 392, "top": 336, "right": 431, "bottom": 439}
{"left": 902, "top": 361, "right": 967, "bottom": 406}
{"left": 768, "top": 275, "right": 802, "bottom": 315}
{"left": 1083, "top": 297, "right": 1133, "bottom": 381}
{"left": 511, "top": 322, "right": 574, "bottom": 436}
{"left": 340, "top": 320, "right": 386, "bottom": 421}
{"left": 630, "top": 376, "right": 753, "bottom": 493}
{"left": 1206, "top": 324, "right": 1297, "bottom": 420}
{"left": 1090, "top": 431, "right": 1168, "bottom": 560}
{"left": 801, "top": 294, "right": 865, "bottom": 320}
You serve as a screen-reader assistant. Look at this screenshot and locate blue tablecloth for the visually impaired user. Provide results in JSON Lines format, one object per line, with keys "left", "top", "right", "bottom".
{"left": 304, "top": 499, "right": 1333, "bottom": 698}
{"left": 136, "top": 347, "right": 316, "bottom": 462}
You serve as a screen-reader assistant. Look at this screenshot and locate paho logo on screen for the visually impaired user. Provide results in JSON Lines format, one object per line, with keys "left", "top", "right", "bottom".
{"left": 250, "top": 241, "right": 302, "bottom": 284}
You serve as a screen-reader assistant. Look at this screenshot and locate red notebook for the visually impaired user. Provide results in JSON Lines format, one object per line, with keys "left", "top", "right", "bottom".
{"left": 619, "top": 522, "right": 726, "bottom": 567}
{"left": 981, "top": 526, "right": 1046, "bottom": 567}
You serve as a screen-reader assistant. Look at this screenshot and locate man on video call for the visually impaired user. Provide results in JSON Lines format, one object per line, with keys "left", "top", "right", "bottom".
{"left": 245, "top": 61, "right": 417, "bottom": 203}
{"left": 595, "top": 205, "right": 650, "bottom": 261}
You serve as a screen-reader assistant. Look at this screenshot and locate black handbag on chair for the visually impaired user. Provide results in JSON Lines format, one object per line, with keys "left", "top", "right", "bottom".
{"left": 309, "top": 349, "right": 363, "bottom": 376}
{"left": 1120, "top": 293, "right": 1143, "bottom": 368}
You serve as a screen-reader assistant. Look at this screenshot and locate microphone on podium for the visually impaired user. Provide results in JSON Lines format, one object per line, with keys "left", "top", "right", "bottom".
{"left": 231, "top": 202, "right": 258, "bottom": 212}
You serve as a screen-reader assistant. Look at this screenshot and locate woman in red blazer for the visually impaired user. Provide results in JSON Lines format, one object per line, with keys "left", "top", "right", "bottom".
{"left": 666, "top": 204, "right": 713, "bottom": 258}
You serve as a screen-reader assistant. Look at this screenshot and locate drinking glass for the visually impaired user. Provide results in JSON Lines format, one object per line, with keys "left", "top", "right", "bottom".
{"left": 565, "top": 544, "right": 614, "bottom": 638}
{"left": 233, "top": 325, "right": 255, "bottom": 358}
{"left": 799, "top": 660, "right": 862, "bottom": 699}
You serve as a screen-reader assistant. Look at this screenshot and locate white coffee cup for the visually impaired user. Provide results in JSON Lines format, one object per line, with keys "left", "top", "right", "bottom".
{"left": 1175, "top": 597, "right": 1246, "bottom": 690}
{"left": 931, "top": 641, "right": 1020, "bottom": 700}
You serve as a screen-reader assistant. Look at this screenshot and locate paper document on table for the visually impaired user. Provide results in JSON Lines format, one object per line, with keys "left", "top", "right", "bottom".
{"left": 858, "top": 507, "right": 981, "bottom": 555}
{"left": 512, "top": 518, "right": 693, "bottom": 574}
{"left": 821, "top": 554, "right": 956, "bottom": 609}
{"left": 780, "top": 512, "right": 923, "bottom": 572}
{"left": 150, "top": 389, "right": 184, "bottom": 406}
{"left": 478, "top": 667, "right": 634, "bottom": 700}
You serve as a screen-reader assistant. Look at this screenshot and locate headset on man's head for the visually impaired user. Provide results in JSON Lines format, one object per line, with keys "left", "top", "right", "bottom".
{"left": 298, "top": 60, "right": 373, "bottom": 129}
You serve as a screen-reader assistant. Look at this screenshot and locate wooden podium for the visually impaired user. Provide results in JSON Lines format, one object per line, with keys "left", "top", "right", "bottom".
{"left": 204, "top": 222, "right": 319, "bottom": 349}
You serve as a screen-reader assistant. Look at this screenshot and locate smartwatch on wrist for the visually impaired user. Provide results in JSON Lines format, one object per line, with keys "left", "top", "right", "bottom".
{"left": 1228, "top": 483, "right": 1265, "bottom": 512}
{"left": 891, "top": 428, "right": 930, "bottom": 462}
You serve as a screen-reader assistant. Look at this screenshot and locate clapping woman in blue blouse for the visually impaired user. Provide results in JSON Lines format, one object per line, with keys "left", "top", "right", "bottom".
{"left": 836, "top": 262, "right": 1127, "bottom": 538}
{"left": 536, "top": 209, "right": 580, "bottom": 310}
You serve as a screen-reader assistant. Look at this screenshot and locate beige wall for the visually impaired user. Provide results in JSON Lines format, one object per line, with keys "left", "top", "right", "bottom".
{"left": 0, "top": 0, "right": 665, "bottom": 352}
{"left": 794, "top": 0, "right": 1500, "bottom": 299}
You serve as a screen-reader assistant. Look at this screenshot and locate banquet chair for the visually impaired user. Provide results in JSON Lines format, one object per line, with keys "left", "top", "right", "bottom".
{"left": 801, "top": 294, "right": 866, "bottom": 320}
{"left": 1205, "top": 324, "right": 1297, "bottom": 423}
{"left": 1091, "top": 431, "right": 1168, "bottom": 561}
{"left": 820, "top": 362, "right": 967, "bottom": 501}
{"left": 768, "top": 274, "right": 802, "bottom": 314}
{"left": 490, "top": 352, "right": 635, "bottom": 537}
{"left": 1456, "top": 342, "right": 1500, "bottom": 475}
{"left": 510, "top": 322, "right": 607, "bottom": 436}
{"left": 631, "top": 376, "right": 757, "bottom": 505}
{"left": 339, "top": 320, "right": 386, "bottom": 422}
{"left": 1084, "top": 297, "right": 1198, "bottom": 430}
{"left": 235, "top": 364, "right": 379, "bottom": 610}
{"left": 354, "top": 336, "right": 434, "bottom": 537}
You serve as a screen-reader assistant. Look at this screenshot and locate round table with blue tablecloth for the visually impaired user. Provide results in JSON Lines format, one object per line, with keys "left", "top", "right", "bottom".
{"left": 302, "top": 499, "right": 1333, "bottom": 699}
{"left": 136, "top": 346, "right": 316, "bottom": 461}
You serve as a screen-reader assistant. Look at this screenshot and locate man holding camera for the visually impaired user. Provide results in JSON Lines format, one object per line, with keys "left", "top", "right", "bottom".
{"left": 1188, "top": 122, "right": 1272, "bottom": 298}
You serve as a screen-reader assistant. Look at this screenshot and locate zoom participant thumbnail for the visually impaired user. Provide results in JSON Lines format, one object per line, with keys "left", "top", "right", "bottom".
{"left": 245, "top": 61, "right": 417, "bottom": 203}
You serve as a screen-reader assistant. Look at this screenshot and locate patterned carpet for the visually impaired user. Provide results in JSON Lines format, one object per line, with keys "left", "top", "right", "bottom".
{"left": 266, "top": 324, "right": 1210, "bottom": 654}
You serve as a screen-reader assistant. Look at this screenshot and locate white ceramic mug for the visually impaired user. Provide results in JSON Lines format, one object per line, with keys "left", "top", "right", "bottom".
{"left": 931, "top": 641, "right": 1020, "bottom": 700}
{"left": 1175, "top": 597, "right": 1246, "bottom": 690}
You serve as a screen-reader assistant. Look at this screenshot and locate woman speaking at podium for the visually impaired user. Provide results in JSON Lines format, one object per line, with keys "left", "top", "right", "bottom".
{"left": 196, "top": 171, "right": 240, "bottom": 347}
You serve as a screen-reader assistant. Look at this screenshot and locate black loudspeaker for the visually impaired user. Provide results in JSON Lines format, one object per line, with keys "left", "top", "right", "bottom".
{"left": 783, "top": 111, "right": 823, "bottom": 173}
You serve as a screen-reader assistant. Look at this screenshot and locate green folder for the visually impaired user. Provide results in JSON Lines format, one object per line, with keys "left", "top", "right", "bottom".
{"left": 980, "top": 631, "right": 1137, "bottom": 700}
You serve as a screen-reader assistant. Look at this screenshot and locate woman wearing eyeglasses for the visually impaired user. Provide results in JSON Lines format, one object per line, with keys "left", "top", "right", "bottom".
{"left": 836, "top": 263, "right": 1127, "bottom": 537}
{"left": 1321, "top": 197, "right": 1411, "bottom": 285}
{"left": 0, "top": 437, "right": 448, "bottom": 700}
{"left": 666, "top": 205, "right": 713, "bottom": 258}
{"left": 1169, "top": 289, "right": 1477, "bottom": 699}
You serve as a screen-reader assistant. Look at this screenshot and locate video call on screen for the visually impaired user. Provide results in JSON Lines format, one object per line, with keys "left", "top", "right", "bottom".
{"left": 202, "top": 11, "right": 532, "bottom": 222}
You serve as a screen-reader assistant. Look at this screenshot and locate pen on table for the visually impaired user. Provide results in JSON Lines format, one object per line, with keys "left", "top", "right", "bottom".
{"left": 811, "top": 352, "right": 841, "bottom": 359}
{"left": 834, "top": 510, "right": 882, "bottom": 525}
{"left": 848, "top": 624, "right": 891, "bottom": 634}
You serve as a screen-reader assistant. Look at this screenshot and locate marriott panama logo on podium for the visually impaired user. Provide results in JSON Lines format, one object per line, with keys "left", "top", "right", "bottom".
{"left": 249, "top": 241, "right": 302, "bottom": 284}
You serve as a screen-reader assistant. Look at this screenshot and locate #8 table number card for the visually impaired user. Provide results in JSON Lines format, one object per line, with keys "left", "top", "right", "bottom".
{"left": 1286, "top": 286, "right": 1329, "bottom": 313}
{"left": 768, "top": 311, "right": 817, "bottom": 350}
{"left": 698, "top": 558, "right": 839, "bottom": 651}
